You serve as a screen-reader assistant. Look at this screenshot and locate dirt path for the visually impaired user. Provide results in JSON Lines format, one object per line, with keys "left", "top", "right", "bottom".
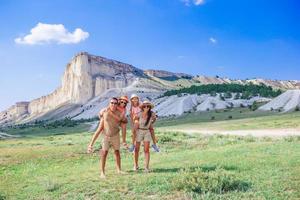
{"left": 160, "top": 128, "right": 300, "bottom": 138}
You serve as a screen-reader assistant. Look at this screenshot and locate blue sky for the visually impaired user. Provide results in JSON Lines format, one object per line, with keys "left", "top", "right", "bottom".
{"left": 0, "top": 0, "right": 300, "bottom": 111}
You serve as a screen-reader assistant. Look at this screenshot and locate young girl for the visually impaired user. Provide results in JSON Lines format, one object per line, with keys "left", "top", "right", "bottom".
{"left": 128, "top": 94, "right": 141, "bottom": 152}
{"left": 117, "top": 96, "right": 129, "bottom": 149}
{"left": 133, "top": 100, "right": 158, "bottom": 172}
{"left": 129, "top": 94, "right": 160, "bottom": 153}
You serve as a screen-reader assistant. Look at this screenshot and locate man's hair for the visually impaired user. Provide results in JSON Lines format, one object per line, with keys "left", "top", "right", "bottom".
{"left": 110, "top": 97, "right": 118, "bottom": 102}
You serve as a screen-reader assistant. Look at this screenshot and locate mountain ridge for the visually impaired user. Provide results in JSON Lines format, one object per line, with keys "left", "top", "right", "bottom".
{"left": 1, "top": 52, "right": 300, "bottom": 126}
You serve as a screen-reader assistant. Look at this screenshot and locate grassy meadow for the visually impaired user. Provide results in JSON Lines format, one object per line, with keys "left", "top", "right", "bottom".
{"left": 1, "top": 110, "right": 300, "bottom": 199}
{"left": 156, "top": 108, "right": 300, "bottom": 131}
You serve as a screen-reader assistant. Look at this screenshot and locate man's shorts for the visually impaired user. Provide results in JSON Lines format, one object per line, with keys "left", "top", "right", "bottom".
{"left": 102, "top": 135, "right": 120, "bottom": 151}
{"left": 136, "top": 129, "right": 151, "bottom": 142}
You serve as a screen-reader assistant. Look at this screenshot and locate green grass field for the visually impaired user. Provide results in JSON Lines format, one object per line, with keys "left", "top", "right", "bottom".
{"left": 1, "top": 110, "right": 300, "bottom": 199}
{"left": 157, "top": 108, "right": 300, "bottom": 131}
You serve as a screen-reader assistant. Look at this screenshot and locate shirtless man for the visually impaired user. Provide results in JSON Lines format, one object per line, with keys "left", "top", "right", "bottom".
{"left": 87, "top": 97, "right": 127, "bottom": 178}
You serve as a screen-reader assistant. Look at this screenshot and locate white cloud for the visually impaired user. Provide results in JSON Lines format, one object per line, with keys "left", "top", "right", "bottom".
{"left": 194, "top": 0, "right": 205, "bottom": 5}
{"left": 181, "top": 0, "right": 205, "bottom": 6}
{"left": 15, "top": 23, "right": 89, "bottom": 45}
{"left": 209, "top": 37, "right": 217, "bottom": 44}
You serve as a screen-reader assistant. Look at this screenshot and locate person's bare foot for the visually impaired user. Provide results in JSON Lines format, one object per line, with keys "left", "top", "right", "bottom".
{"left": 117, "top": 170, "right": 127, "bottom": 175}
{"left": 122, "top": 143, "right": 129, "bottom": 149}
{"left": 144, "top": 168, "right": 151, "bottom": 173}
{"left": 100, "top": 172, "right": 106, "bottom": 179}
{"left": 133, "top": 166, "right": 139, "bottom": 171}
{"left": 87, "top": 145, "right": 93, "bottom": 154}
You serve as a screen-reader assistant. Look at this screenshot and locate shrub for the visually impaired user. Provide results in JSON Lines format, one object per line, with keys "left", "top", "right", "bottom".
{"left": 159, "top": 135, "right": 174, "bottom": 143}
{"left": 228, "top": 115, "right": 233, "bottom": 119}
{"left": 283, "top": 136, "right": 299, "bottom": 142}
{"left": 0, "top": 192, "right": 6, "bottom": 200}
{"left": 210, "top": 91, "right": 217, "bottom": 97}
{"left": 211, "top": 116, "right": 215, "bottom": 120}
{"left": 224, "top": 92, "right": 232, "bottom": 99}
{"left": 43, "top": 179, "right": 60, "bottom": 192}
{"left": 244, "top": 136, "right": 256, "bottom": 142}
{"left": 234, "top": 93, "right": 241, "bottom": 99}
{"left": 173, "top": 167, "right": 251, "bottom": 194}
{"left": 251, "top": 101, "right": 258, "bottom": 111}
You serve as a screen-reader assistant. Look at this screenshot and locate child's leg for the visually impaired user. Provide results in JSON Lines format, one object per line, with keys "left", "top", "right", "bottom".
{"left": 132, "top": 121, "right": 138, "bottom": 144}
{"left": 98, "top": 119, "right": 104, "bottom": 132}
{"left": 88, "top": 119, "right": 104, "bottom": 153}
{"left": 128, "top": 121, "right": 137, "bottom": 152}
{"left": 121, "top": 122, "right": 127, "bottom": 144}
{"left": 149, "top": 124, "right": 160, "bottom": 152}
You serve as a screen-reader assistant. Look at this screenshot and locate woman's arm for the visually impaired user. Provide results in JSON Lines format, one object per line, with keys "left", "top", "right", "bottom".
{"left": 151, "top": 112, "right": 157, "bottom": 124}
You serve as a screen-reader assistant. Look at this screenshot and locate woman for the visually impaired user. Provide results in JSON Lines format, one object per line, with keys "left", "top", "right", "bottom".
{"left": 133, "top": 100, "right": 158, "bottom": 172}
{"left": 129, "top": 94, "right": 160, "bottom": 153}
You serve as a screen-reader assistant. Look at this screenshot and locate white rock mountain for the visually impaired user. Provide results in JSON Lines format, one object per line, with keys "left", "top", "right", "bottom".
{"left": 258, "top": 90, "right": 300, "bottom": 112}
{"left": 1, "top": 52, "right": 300, "bottom": 125}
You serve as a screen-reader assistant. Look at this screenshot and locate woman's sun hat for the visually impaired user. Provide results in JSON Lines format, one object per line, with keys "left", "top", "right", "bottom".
{"left": 139, "top": 100, "right": 154, "bottom": 109}
{"left": 119, "top": 96, "right": 129, "bottom": 103}
{"left": 130, "top": 94, "right": 139, "bottom": 100}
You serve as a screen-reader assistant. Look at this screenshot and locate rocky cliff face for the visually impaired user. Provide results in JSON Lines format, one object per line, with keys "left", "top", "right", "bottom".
{"left": 28, "top": 52, "right": 143, "bottom": 115}
{"left": 0, "top": 52, "right": 144, "bottom": 125}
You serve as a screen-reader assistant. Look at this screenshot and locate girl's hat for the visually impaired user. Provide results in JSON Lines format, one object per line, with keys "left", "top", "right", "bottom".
{"left": 119, "top": 96, "right": 129, "bottom": 103}
{"left": 139, "top": 100, "right": 154, "bottom": 109}
{"left": 130, "top": 94, "right": 139, "bottom": 100}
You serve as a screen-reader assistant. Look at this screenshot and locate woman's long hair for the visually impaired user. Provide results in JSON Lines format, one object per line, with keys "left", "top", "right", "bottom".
{"left": 144, "top": 108, "right": 152, "bottom": 127}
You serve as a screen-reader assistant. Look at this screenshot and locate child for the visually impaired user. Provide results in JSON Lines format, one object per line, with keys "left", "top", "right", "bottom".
{"left": 117, "top": 96, "right": 129, "bottom": 149}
